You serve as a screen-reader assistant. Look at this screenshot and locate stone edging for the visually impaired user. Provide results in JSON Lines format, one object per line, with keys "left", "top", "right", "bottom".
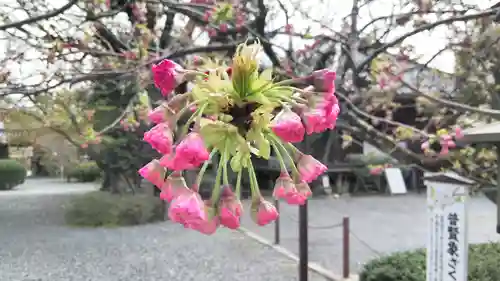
{"left": 237, "top": 227, "right": 360, "bottom": 281}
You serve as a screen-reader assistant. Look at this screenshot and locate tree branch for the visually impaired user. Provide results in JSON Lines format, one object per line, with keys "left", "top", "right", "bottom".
{"left": 356, "top": 8, "right": 499, "bottom": 73}
{"left": 0, "top": 0, "right": 78, "bottom": 31}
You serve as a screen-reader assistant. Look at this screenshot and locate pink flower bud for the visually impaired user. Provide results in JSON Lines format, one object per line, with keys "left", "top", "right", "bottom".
{"left": 273, "top": 172, "right": 296, "bottom": 199}
{"left": 219, "top": 185, "right": 243, "bottom": 229}
{"left": 138, "top": 160, "right": 165, "bottom": 188}
{"left": 455, "top": 127, "right": 464, "bottom": 139}
{"left": 152, "top": 59, "right": 186, "bottom": 96}
{"left": 143, "top": 123, "right": 173, "bottom": 155}
{"left": 121, "top": 51, "right": 137, "bottom": 60}
{"left": 251, "top": 198, "right": 279, "bottom": 226}
{"left": 148, "top": 104, "right": 167, "bottom": 124}
{"left": 168, "top": 189, "right": 213, "bottom": 234}
{"left": 421, "top": 141, "right": 430, "bottom": 151}
{"left": 312, "top": 69, "right": 336, "bottom": 93}
{"left": 271, "top": 109, "right": 305, "bottom": 143}
{"left": 302, "top": 97, "right": 339, "bottom": 135}
{"left": 207, "top": 28, "right": 217, "bottom": 37}
{"left": 219, "top": 23, "right": 228, "bottom": 32}
{"left": 160, "top": 171, "right": 189, "bottom": 202}
{"left": 296, "top": 154, "right": 327, "bottom": 183}
{"left": 161, "top": 132, "right": 210, "bottom": 171}
{"left": 203, "top": 11, "right": 212, "bottom": 21}
{"left": 369, "top": 167, "right": 384, "bottom": 175}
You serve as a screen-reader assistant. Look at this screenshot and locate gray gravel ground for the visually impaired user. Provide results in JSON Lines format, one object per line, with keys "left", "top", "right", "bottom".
{"left": 241, "top": 193, "right": 500, "bottom": 275}
{"left": 0, "top": 180, "right": 327, "bottom": 281}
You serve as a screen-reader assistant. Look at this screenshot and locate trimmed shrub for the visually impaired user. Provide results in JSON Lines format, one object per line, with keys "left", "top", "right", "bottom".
{"left": 64, "top": 191, "right": 164, "bottom": 227}
{"left": 0, "top": 159, "right": 26, "bottom": 190}
{"left": 66, "top": 161, "right": 101, "bottom": 182}
{"left": 360, "top": 242, "right": 500, "bottom": 281}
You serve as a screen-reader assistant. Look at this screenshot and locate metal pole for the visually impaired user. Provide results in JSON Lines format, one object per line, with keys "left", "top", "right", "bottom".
{"left": 342, "top": 216, "right": 350, "bottom": 279}
{"left": 411, "top": 166, "right": 418, "bottom": 193}
{"left": 274, "top": 198, "right": 280, "bottom": 244}
{"left": 299, "top": 201, "right": 308, "bottom": 281}
{"left": 496, "top": 143, "right": 500, "bottom": 234}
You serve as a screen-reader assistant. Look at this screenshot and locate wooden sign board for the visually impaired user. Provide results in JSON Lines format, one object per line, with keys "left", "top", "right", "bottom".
{"left": 384, "top": 167, "right": 407, "bottom": 195}
{"left": 425, "top": 176, "right": 469, "bottom": 281}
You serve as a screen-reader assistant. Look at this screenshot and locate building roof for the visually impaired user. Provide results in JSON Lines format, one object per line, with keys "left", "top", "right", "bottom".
{"left": 462, "top": 122, "right": 500, "bottom": 143}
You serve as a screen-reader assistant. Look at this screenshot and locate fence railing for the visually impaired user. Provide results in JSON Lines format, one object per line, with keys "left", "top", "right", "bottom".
{"left": 270, "top": 197, "right": 382, "bottom": 281}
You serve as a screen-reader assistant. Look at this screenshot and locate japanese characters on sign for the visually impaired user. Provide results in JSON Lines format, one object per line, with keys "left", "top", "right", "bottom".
{"left": 447, "top": 213, "right": 460, "bottom": 281}
{"left": 426, "top": 181, "right": 468, "bottom": 281}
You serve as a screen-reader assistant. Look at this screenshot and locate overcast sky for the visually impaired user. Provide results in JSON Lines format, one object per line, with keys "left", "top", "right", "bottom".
{"left": 0, "top": 0, "right": 496, "bottom": 90}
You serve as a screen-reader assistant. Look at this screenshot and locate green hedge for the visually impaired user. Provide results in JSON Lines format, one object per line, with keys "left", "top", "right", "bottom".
{"left": 0, "top": 159, "right": 26, "bottom": 190}
{"left": 360, "top": 243, "right": 500, "bottom": 281}
{"left": 66, "top": 161, "right": 101, "bottom": 182}
{"left": 346, "top": 154, "right": 397, "bottom": 177}
{"left": 64, "top": 191, "right": 164, "bottom": 227}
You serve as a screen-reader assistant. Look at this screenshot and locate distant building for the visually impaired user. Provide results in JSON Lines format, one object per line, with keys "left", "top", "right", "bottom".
{"left": 3, "top": 108, "right": 79, "bottom": 176}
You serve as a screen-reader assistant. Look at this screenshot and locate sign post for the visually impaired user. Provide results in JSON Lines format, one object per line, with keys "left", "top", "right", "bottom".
{"left": 424, "top": 173, "right": 473, "bottom": 281}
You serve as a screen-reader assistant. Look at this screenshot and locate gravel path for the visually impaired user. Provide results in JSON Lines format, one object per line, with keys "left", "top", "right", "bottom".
{"left": 0, "top": 180, "right": 327, "bottom": 281}
{"left": 241, "top": 193, "right": 500, "bottom": 275}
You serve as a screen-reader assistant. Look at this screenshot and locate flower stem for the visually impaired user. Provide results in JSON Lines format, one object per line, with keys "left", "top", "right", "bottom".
{"left": 270, "top": 140, "right": 288, "bottom": 173}
{"left": 291, "top": 95, "right": 308, "bottom": 103}
{"left": 269, "top": 134, "right": 300, "bottom": 179}
{"left": 186, "top": 70, "right": 209, "bottom": 77}
{"left": 181, "top": 102, "right": 207, "bottom": 137}
{"left": 273, "top": 76, "right": 308, "bottom": 87}
{"left": 174, "top": 99, "right": 200, "bottom": 121}
{"left": 248, "top": 160, "right": 262, "bottom": 198}
{"left": 211, "top": 153, "right": 225, "bottom": 207}
{"left": 195, "top": 149, "right": 218, "bottom": 191}
{"left": 222, "top": 138, "right": 230, "bottom": 185}
{"left": 284, "top": 142, "right": 301, "bottom": 158}
{"left": 235, "top": 169, "right": 242, "bottom": 200}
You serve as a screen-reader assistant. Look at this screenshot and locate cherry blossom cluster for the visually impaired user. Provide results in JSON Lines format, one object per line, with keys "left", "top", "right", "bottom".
{"left": 421, "top": 127, "right": 464, "bottom": 155}
{"left": 138, "top": 41, "right": 339, "bottom": 235}
{"left": 201, "top": 1, "right": 246, "bottom": 37}
{"left": 369, "top": 55, "right": 465, "bottom": 160}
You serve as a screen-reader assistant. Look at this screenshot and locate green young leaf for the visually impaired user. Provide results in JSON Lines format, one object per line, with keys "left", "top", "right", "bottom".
{"left": 230, "top": 152, "right": 243, "bottom": 172}
{"left": 245, "top": 93, "right": 272, "bottom": 105}
{"left": 262, "top": 87, "right": 294, "bottom": 101}
{"left": 256, "top": 133, "right": 271, "bottom": 159}
{"left": 259, "top": 68, "right": 273, "bottom": 81}
{"left": 200, "top": 122, "right": 227, "bottom": 148}
{"left": 250, "top": 78, "right": 273, "bottom": 94}
{"left": 230, "top": 149, "right": 251, "bottom": 172}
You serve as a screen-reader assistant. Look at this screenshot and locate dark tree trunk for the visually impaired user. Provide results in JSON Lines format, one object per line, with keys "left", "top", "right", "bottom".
{"left": 0, "top": 143, "right": 8, "bottom": 159}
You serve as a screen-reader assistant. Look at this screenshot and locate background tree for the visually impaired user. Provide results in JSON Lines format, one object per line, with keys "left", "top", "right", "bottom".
{"left": 1, "top": 0, "right": 500, "bottom": 189}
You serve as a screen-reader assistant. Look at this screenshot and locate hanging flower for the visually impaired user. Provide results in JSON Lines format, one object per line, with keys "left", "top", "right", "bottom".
{"left": 160, "top": 171, "right": 189, "bottom": 203}
{"left": 168, "top": 189, "right": 208, "bottom": 229}
{"left": 455, "top": 127, "right": 464, "bottom": 139}
{"left": 138, "top": 160, "right": 165, "bottom": 188}
{"left": 139, "top": 40, "right": 338, "bottom": 234}
{"left": 271, "top": 109, "right": 305, "bottom": 143}
{"left": 296, "top": 154, "right": 328, "bottom": 183}
{"left": 251, "top": 197, "right": 279, "bottom": 226}
{"left": 152, "top": 59, "right": 186, "bottom": 96}
{"left": 312, "top": 69, "right": 336, "bottom": 93}
{"left": 148, "top": 104, "right": 167, "bottom": 124}
{"left": 162, "top": 132, "right": 210, "bottom": 171}
{"left": 143, "top": 123, "right": 173, "bottom": 155}
{"left": 219, "top": 185, "right": 243, "bottom": 229}
{"left": 302, "top": 92, "right": 340, "bottom": 135}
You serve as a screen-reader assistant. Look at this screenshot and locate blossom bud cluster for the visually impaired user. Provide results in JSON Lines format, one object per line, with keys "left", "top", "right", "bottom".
{"left": 139, "top": 41, "right": 340, "bottom": 235}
